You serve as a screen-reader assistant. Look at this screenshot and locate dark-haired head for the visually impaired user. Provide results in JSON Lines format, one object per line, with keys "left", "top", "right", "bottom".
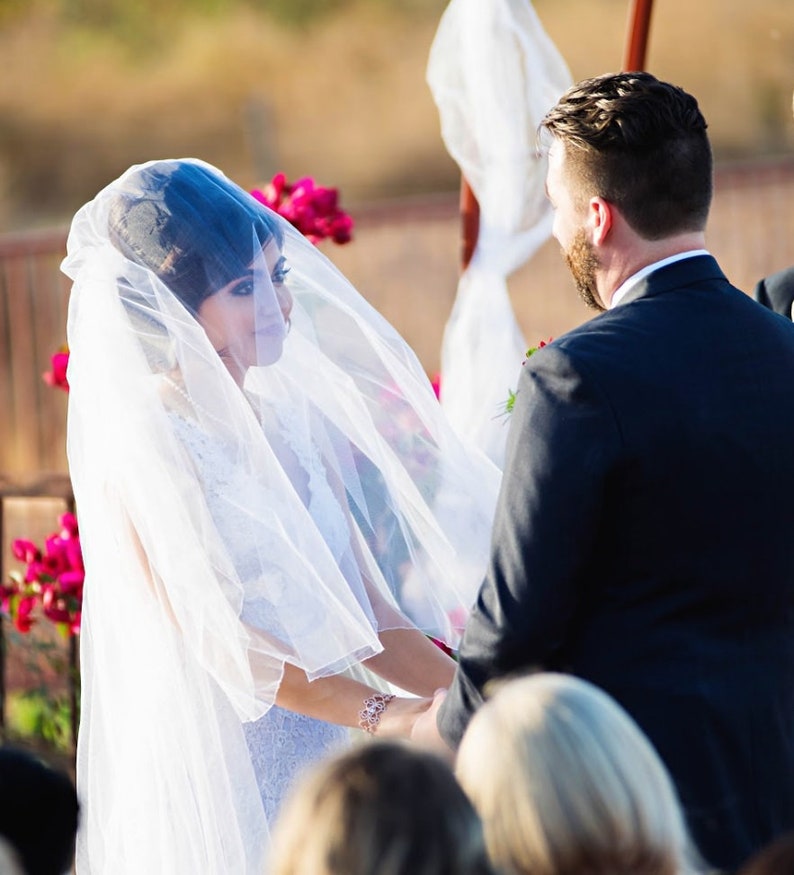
{"left": 540, "top": 71, "right": 713, "bottom": 239}
{"left": 108, "top": 159, "right": 282, "bottom": 315}
{"left": 0, "top": 746, "right": 79, "bottom": 875}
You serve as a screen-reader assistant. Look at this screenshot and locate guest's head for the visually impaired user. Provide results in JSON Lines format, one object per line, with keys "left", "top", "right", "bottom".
{"left": 738, "top": 831, "right": 794, "bottom": 875}
{"left": 539, "top": 72, "right": 712, "bottom": 310}
{"left": 108, "top": 159, "right": 292, "bottom": 381}
{"left": 270, "top": 740, "right": 494, "bottom": 875}
{"left": 0, "top": 747, "right": 79, "bottom": 875}
{"left": 455, "top": 673, "right": 699, "bottom": 875}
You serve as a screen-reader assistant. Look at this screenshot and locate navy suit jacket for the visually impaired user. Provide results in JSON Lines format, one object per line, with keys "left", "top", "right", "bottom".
{"left": 754, "top": 265, "right": 794, "bottom": 319}
{"left": 439, "top": 255, "right": 794, "bottom": 871}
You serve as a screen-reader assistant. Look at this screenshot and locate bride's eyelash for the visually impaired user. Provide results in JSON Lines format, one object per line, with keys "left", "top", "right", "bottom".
{"left": 271, "top": 257, "right": 290, "bottom": 285}
{"left": 231, "top": 279, "right": 255, "bottom": 297}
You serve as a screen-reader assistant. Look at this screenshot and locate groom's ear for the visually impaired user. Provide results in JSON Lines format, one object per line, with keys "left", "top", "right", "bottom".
{"left": 588, "top": 197, "right": 613, "bottom": 246}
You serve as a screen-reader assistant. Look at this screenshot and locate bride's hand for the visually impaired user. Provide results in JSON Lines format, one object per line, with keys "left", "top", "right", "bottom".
{"left": 410, "top": 688, "right": 453, "bottom": 761}
{"left": 375, "top": 690, "right": 454, "bottom": 762}
{"left": 375, "top": 695, "right": 435, "bottom": 739}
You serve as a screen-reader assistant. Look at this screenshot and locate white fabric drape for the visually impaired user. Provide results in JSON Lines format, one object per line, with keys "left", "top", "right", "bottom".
{"left": 427, "top": 0, "right": 572, "bottom": 466}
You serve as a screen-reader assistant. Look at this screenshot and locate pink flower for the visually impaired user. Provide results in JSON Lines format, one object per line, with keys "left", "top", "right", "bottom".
{"left": 42, "top": 586, "right": 71, "bottom": 624}
{"left": 6, "top": 515, "right": 82, "bottom": 636}
{"left": 317, "top": 212, "right": 353, "bottom": 245}
{"left": 64, "top": 538, "right": 83, "bottom": 572}
{"left": 58, "top": 571, "right": 84, "bottom": 596}
{"left": 12, "top": 539, "right": 41, "bottom": 564}
{"left": 250, "top": 173, "right": 353, "bottom": 246}
{"left": 430, "top": 373, "right": 441, "bottom": 400}
{"left": 42, "top": 349, "right": 70, "bottom": 392}
{"left": 59, "top": 512, "right": 79, "bottom": 538}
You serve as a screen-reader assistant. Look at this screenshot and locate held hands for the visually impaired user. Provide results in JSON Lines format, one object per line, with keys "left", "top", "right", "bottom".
{"left": 375, "top": 689, "right": 454, "bottom": 762}
{"left": 411, "top": 689, "right": 453, "bottom": 761}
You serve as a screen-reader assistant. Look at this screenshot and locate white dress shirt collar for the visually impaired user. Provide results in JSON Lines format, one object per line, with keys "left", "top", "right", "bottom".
{"left": 609, "top": 250, "right": 710, "bottom": 309}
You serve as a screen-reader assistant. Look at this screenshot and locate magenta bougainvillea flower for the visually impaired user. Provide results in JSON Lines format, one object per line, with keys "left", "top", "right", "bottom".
{"left": 251, "top": 173, "right": 354, "bottom": 245}
{"left": 4, "top": 512, "right": 83, "bottom": 636}
{"left": 42, "top": 347, "right": 70, "bottom": 392}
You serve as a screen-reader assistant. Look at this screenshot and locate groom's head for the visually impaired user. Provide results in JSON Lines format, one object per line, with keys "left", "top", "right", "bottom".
{"left": 540, "top": 71, "right": 713, "bottom": 240}
{"left": 539, "top": 72, "right": 713, "bottom": 310}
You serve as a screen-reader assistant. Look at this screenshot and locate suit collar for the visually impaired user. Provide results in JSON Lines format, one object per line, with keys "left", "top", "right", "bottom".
{"left": 615, "top": 253, "right": 726, "bottom": 306}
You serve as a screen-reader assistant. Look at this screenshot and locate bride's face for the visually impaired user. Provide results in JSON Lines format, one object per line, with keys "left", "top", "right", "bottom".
{"left": 197, "top": 238, "right": 293, "bottom": 383}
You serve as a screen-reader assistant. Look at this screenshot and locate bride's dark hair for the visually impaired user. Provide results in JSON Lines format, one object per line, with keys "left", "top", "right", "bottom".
{"left": 108, "top": 159, "right": 282, "bottom": 315}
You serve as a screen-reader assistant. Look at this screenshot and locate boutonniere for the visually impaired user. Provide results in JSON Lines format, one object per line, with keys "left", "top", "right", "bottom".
{"left": 504, "top": 339, "right": 553, "bottom": 415}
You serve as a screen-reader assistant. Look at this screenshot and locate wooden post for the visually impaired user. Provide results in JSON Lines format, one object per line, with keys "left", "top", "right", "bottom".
{"left": 459, "top": 175, "right": 480, "bottom": 271}
{"left": 623, "top": 0, "right": 655, "bottom": 71}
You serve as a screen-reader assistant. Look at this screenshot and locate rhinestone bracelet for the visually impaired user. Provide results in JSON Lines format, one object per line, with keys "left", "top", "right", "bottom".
{"left": 358, "top": 692, "right": 396, "bottom": 735}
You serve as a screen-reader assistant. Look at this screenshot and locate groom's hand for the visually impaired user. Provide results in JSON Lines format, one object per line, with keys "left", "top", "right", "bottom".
{"left": 411, "top": 688, "right": 454, "bottom": 762}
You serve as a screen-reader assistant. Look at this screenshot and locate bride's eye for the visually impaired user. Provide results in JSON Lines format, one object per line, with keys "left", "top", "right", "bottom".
{"left": 230, "top": 278, "right": 256, "bottom": 297}
{"left": 271, "top": 258, "right": 290, "bottom": 285}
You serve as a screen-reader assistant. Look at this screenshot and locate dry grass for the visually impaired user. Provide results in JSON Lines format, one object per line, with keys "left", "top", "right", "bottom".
{"left": 1, "top": 0, "right": 794, "bottom": 231}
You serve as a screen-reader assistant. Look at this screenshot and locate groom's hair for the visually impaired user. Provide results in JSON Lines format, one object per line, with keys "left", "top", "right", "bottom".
{"left": 540, "top": 71, "right": 713, "bottom": 240}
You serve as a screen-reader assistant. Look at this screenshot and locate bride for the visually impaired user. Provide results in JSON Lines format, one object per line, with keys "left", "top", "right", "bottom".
{"left": 63, "top": 158, "right": 499, "bottom": 873}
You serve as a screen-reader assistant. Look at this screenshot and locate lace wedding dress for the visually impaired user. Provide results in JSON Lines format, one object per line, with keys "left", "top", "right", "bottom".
{"left": 171, "top": 404, "right": 352, "bottom": 821}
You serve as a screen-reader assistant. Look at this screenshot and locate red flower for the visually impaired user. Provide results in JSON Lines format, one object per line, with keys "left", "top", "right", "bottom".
{"left": 505, "top": 339, "right": 555, "bottom": 416}
{"left": 14, "top": 596, "right": 37, "bottom": 633}
{"left": 251, "top": 173, "right": 353, "bottom": 246}
{"left": 429, "top": 637, "right": 454, "bottom": 658}
{"left": 521, "top": 338, "right": 553, "bottom": 366}
{"left": 43, "top": 348, "right": 70, "bottom": 392}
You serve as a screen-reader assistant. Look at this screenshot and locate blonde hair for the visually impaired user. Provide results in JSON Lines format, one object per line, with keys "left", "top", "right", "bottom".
{"left": 270, "top": 740, "right": 494, "bottom": 875}
{"left": 455, "top": 673, "right": 701, "bottom": 875}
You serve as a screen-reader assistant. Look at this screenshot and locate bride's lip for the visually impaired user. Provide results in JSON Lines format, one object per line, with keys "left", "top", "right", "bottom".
{"left": 255, "top": 323, "right": 286, "bottom": 338}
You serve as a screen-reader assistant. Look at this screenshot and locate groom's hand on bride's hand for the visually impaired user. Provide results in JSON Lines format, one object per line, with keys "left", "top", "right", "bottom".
{"left": 411, "top": 688, "right": 453, "bottom": 762}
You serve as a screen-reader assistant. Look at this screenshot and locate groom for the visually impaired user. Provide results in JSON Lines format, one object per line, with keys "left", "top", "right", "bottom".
{"left": 419, "top": 72, "right": 794, "bottom": 872}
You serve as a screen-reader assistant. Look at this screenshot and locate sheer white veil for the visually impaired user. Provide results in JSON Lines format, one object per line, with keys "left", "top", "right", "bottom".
{"left": 63, "top": 158, "right": 500, "bottom": 873}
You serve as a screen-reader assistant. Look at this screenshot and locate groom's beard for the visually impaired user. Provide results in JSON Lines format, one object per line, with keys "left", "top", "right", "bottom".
{"left": 564, "top": 229, "right": 605, "bottom": 312}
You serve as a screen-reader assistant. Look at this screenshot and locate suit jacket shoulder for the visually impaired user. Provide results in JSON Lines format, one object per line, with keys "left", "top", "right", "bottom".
{"left": 753, "top": 264, "right": 794, "bottom": 318}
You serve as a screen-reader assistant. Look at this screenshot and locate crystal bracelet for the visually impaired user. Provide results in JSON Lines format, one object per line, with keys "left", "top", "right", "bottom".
{"left": 358, "top": 692, "right": 396, "bottom": 735}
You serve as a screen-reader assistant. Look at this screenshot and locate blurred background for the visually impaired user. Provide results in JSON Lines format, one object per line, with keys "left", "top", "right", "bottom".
{"left": 2, "top": 0, "right": 794, "bottom": 473}
{"left": 1, "top": 0, "right": 793, "bottom": 229}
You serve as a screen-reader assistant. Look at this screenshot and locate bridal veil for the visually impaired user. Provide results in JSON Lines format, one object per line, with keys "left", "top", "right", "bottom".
{"left": 63, "top": 158, "right": 499, "bottom": 872}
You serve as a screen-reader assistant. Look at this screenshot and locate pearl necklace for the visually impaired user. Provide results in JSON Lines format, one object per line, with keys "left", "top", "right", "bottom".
{"left": 162, "top": 376, "right": 230, "bottom": 428}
